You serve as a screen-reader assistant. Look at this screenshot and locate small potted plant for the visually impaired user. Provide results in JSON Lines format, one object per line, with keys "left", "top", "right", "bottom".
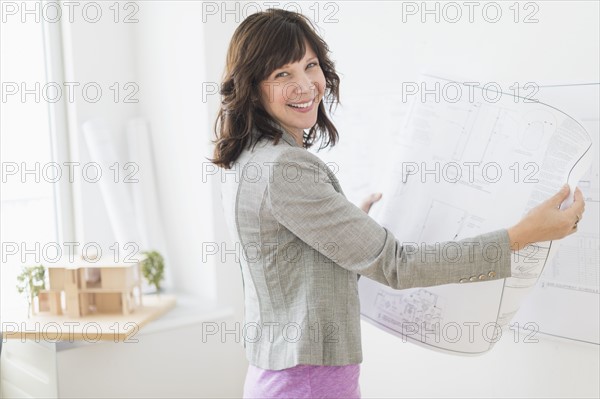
{"left": 140, "top": 250, "right": 165, "bottom": 295}
{"left": 16, "top": 264, "right": 46, "bottom": 317}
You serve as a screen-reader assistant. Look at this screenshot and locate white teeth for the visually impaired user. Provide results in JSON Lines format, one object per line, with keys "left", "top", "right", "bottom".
{"left": 288, "top": 99, "right": 314, "bottom": 108}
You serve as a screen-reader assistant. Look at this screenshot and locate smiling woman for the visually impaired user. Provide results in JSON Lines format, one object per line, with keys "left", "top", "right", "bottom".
{"left": 210, "top": 9, "right": 340, "bottom": 168}
{"left": 208, "top": 8, "right": 585, "bottom": 399}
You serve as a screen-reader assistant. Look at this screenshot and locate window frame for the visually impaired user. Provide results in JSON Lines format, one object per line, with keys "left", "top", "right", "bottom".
{"left": 41, "top": 6, "right": 79, "bottom": 252}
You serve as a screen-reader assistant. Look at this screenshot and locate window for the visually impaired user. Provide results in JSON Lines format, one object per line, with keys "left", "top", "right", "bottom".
{"left": 1, "top": 14, "right": 66, "bottom": 315}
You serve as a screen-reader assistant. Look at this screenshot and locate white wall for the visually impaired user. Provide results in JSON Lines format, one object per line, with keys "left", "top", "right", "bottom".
{"left": 360, "top": 321, "right": 599, "bottom": 398}
{"left": 322, "top": 1, "right": 599, "bottom": 92}
{"left": 131, "top": 1, "right": 219, "bottom": 301}
{"left": 62, "top": 1, "right": 224, "bottom": 302}
{"left": 200, "top": 5, "right": 246, "bottom": 323}
{"left": 60, "top": 2, "right": 140, "bottom": 255}
{"left": 59, "top": 2, "right": 248, "bottom": 396}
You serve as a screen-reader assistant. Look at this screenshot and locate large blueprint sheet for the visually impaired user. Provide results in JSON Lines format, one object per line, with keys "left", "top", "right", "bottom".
{"left": 513, "top": 85, "right": 599, "bottom": 345}
{"left": 359, "top": 75, "right": 594, "bottom": 354}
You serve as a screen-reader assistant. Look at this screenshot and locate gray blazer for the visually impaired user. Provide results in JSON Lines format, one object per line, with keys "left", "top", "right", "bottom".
{"left": 220, "top": 121, "right": 512, "bottom": 370}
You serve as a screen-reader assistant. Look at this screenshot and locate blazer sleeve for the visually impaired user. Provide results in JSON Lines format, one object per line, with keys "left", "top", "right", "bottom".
{"left": 266, "top": 148, "right": 512, "bottom": 290}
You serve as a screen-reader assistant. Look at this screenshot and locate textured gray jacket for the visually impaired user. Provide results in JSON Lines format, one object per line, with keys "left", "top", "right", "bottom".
{"left": 220, "top": 121, "right": 512, "bottom": 370}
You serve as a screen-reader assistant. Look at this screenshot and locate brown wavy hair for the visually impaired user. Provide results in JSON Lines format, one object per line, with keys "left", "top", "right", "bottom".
{"left": 209, "top": 9, "right": 341, "bottom": 169}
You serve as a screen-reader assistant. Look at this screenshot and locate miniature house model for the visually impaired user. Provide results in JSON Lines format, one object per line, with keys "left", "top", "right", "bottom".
{"left": 38, "top": 259, "right": 143, "bottom": 318}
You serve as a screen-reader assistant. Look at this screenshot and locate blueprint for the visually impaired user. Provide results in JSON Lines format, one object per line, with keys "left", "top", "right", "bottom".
{"left": 326, "top": 92, "right": 411, "bottom": 205}
{"left": 512, "top": 84, "right": 600, "bottom": 345}
{"left": 358, "top": 75, "right": 595, "bottom": 354}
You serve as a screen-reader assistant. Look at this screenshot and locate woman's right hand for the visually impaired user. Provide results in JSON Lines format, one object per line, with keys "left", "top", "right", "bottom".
{"left": 507, "top": 184, "right": 585, "bottom": 251}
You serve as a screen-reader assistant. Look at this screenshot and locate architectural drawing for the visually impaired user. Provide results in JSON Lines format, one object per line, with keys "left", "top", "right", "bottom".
{"left": 359, "top": 75, "right": 595, "bottom": 354}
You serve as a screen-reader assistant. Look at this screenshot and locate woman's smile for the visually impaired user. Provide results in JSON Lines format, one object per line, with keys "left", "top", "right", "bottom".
{"left": 287, "top": 96, "right": 317, "bottom": 113}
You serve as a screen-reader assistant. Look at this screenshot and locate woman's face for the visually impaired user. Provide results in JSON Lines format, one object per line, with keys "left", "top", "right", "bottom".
{"left": 259, "top": 42, "right": 326, "bottom": 140}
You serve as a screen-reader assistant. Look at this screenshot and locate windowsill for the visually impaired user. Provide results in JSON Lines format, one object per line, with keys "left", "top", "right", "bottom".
{"left": 53, "top": 295, "right": 234, "bottom": 351}
{"left": 138, "top": 295, "right": 234, "bottom": 335}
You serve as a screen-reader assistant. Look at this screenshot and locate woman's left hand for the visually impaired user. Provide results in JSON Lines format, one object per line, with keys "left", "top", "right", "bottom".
{"left": 360, "top": 192, "right": 383, "bottom": 214}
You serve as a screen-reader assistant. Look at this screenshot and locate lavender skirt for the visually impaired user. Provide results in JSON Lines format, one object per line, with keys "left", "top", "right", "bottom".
{"left": 243, "top": 363, "right": 361, "bottom": 399}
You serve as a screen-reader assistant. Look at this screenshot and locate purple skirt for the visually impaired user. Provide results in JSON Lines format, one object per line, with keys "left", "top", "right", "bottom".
{"left": 243, "top": 363, "right": 361, "bottom": 399}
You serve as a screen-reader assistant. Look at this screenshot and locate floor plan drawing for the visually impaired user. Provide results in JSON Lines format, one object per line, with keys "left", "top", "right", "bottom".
{"left": 359, "top": 75, "right": 596, "bottom": 354}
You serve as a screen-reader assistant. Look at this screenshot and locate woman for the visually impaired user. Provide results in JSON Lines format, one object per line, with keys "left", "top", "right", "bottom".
{"left": 210, "top": 9, "right": 585, "bottom": 399}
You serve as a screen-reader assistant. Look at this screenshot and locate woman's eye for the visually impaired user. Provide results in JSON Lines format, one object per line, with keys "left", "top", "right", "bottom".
{"left": 273, "top": 63, "right": 318, "bottom": 78}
